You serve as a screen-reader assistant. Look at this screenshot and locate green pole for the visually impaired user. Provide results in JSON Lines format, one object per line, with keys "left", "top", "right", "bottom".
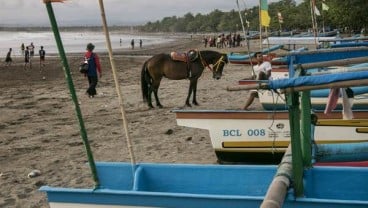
{"left": 44, "top": 2, "right": 99, "bottom": 188}
{"left": 287, "top": 92, "right": 304, "bottom": 197}
{"left": 300, "top": 91, "right": 312, "bottom": 167}
{"left": 286, "top": 63, "right": 304, "bottom": 197}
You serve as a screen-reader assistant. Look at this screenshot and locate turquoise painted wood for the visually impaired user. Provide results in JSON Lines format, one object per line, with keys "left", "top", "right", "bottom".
{"left": 40, "top": 162, "right": 368, "bottom": 208}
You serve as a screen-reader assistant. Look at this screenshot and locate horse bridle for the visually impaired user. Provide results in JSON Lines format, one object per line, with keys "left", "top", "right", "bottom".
{"left": 198, "top": 51, "right": 226, "bottom": 72}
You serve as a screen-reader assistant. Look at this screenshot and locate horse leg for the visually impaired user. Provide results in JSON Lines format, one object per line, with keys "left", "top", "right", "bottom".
{"left": 191, "top": 79, "right": 199, "bottom": 105}
{"left": 153, "top": 89, "right": 163, "bottom": 108}
{"left": 147, "top": 86, "right": 154, "bottom": 108}
{"left": 185, "top": 80, "right": 194, "bottom": 107}
{"left": 152, "top": 79, "right": 163, "bottom": 108}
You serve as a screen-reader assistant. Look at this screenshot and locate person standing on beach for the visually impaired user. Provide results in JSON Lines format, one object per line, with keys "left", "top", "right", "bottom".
{"left": 24, "top": 46, "right": 31, "bottom": 70}
{"left": 139, "top": 39, "right": 142, "bottom": 48}
{"left": 242, "top": 52, "right": 272, "bottom": 110}
{"left": 28, "top": 42, "right": 35, "bottom": 58}
{"left": 131, "top": 39, "right": 134, "bottom": 49}
{"left": 5, "top": 48, "right": 12, "bottom": 66}
{"left": 21, "top": 43, "right": 25, "bottom": 56}
{"left": 84, "top": 43, "right": 102, "bottom": 98}
{"left": 39, "top": 46, "right": 46, "bottom": 69}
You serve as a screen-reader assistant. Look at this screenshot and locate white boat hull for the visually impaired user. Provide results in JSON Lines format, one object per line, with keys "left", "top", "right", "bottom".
{"left": 174, "top": 110, "right": 368, "bottom": 162}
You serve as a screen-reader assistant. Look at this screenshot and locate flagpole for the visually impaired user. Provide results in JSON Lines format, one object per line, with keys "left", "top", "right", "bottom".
{"left": 236, "top": 0, "right": 254, "bottom": 74}
{"left": 322, "top": 4, "right": 325, "bottom": 34}
{"left": 310, "top": 0, "right": 318, "bottom": 48}
{"left": 259, "top": 0, "right": 262, "bottom": 50}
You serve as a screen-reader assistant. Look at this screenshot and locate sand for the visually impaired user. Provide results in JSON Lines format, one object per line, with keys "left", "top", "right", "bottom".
{"left": 0, "top": 35, "right": 262, "bottom": 207}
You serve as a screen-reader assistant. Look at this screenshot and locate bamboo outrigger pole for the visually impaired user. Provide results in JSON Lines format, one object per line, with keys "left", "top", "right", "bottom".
{"left": 236, "top": 0, "right": 255, "bottom": 73}
{"left": 43, "top": 0, "right": 100, "bottom": 187}
{"left": 97, "top": 0, "right": 137, "bottom": 177}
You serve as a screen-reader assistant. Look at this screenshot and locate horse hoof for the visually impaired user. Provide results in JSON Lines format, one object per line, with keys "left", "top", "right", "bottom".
{"left": 148, "top": 105, "right": 154, "bottom": 108}
{"left": 158, "top": 105, "right": 164, "bottom": 108}
{"left": 193, "top": 102, "right": 199, "bottom": 106}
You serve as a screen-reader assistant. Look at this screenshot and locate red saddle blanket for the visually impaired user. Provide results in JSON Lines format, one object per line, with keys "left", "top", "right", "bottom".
{"left": 170, "top": 52, "right": 188, "bottom": 62}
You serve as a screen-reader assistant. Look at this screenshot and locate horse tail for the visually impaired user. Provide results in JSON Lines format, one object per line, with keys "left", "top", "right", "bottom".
{"left": 141, "top": 61, "right": 150, "bottom": 103}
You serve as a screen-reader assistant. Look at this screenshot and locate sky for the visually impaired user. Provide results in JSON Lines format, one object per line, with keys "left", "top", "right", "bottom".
{"left": 0, "top": 0, "right": 301, "bottom": 27}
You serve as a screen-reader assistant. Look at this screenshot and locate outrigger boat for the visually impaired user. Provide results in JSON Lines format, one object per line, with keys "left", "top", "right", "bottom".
{"left": 227, "top": 44, "right": 288, "bottom": 65}
{"left": 41, "top": 1, "right": 368, "bottom": 208}
{"left": 173, "top": 109, "right": 368, "bottom": 163}
{"left": 238, "top": 63, "right": 368, "bottom": 111}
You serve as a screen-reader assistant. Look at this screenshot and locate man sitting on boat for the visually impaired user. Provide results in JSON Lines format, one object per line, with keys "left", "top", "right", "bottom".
{"left": 243, "top": 52, "right": 272, "bottom": 110}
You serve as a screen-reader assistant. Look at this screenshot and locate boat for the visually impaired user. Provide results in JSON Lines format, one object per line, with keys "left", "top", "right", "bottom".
{"left": 173, "top": 109, "right": 368, "bottom": 163}
{"left": 238, "top": 58, "right": 368, "bottom": 111}
{"left": 319, "top": 36, "right": 368, "bottom": 49}
{"left": 262, "top": 36, "right": 336, "bottom": 45}
{"left": 40, "top": 1, "right": 368, "bottom": 208}
{"left": 227, "top": 44, "right": 287, "bottom": 65}
{"left": 40, "top": 161, "right": 368, "bottom": 208}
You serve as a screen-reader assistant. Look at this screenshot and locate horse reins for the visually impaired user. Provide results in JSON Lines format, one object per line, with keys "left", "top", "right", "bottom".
{"left": 198, "top": 51, "right": 226, "bottom": 72}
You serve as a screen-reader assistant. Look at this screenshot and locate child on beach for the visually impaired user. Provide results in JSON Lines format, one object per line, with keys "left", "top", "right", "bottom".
{"left": 39, "top": 46, "right": 46, "bottom": 69}
{"left": 21, "top": 43, "right": 25, "bottom": 56}
{"left": 29, "top": 42, "right": 35, "bottom": 58}
{"left": 5, "top": 48, "right": 12, "bottom": 66}
{"left": 24, "top": 47, "right": 31, "bottom": 70}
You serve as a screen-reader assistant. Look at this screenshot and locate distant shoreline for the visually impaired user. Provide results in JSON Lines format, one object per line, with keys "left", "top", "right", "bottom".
{"left": 0, "top": 26, "right": 140, "bottom": 32}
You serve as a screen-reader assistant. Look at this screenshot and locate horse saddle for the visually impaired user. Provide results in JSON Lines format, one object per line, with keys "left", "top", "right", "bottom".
{"left": 170, "top": 49, "right": 198, "bottom": 62}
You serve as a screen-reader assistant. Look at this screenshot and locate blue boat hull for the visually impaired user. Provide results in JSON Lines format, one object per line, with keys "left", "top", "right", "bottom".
{"left": 41, "top": 162, "right": 368, "bottom": 208}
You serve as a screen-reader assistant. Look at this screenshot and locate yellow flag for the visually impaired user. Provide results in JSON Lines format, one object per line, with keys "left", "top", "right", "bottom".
{"left": 260, "top": 0, "right": 270, "bottom": 27}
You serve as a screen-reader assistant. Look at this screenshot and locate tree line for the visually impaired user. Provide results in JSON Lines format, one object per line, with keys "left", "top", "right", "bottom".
{"left": 139, "top": 0, "right": 368, "bottom": 35}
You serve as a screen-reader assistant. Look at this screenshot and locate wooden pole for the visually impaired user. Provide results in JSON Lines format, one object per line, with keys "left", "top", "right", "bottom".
{"left": 277, "top": 46, "right": 368, "bottom": 57}
{"left": 300, "top": 57, "right": 368, "bottom": 69}
{"left": 226, "top": 82, "right": 268, "bottom": 91}
{"left": 260, "top": 145, "right": 292, "bottom": 208}
{"left": 97, "top": 0, "right": 137, "bottom": 176}
{"left": 301, "top": 91, "right": 312, "bottom": 167}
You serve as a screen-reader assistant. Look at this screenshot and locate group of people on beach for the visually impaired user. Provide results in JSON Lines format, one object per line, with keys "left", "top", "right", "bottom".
{"left": 203, "top": 33, "right": 242, "bottom": 48}
{"left": 130, "top": 39, "right": 143, "bottom": 49}
{"left": 4, "top": 42, "right": 46, "bottom": 70}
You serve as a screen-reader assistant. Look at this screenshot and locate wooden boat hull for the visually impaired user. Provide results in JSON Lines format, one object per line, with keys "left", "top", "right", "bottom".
{"left": 40, "top": 162, "right": 368, "bottom": 208}
{"left": 173, "top": 110, "right": 368, "bottom": 163}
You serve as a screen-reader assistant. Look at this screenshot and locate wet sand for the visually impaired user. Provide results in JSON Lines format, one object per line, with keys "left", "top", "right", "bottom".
{"left": 0, "top": 36, "right": 262, "bottom": 207}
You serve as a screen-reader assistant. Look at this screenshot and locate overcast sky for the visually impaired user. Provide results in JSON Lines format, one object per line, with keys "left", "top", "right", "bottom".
{"left": 1, "top": 0, "right": 300, "bottom": 27}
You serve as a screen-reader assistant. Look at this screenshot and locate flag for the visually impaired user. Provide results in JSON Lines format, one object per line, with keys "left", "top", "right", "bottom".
{"left": 260, "top": 0, "right": 270, "bottom": 27}
{"left": 277, "top": 12, "right": 283, "bottom": 23}
{"left": 322, "top": 2, "right": 329, "bottom": 11}
{"left": 314, "top": 5, "right": 321, "bottom": 16}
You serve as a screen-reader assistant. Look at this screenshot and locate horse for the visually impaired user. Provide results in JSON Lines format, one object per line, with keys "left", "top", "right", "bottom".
{"left": 141, "top": 50, "right": 228, "bottom": 108}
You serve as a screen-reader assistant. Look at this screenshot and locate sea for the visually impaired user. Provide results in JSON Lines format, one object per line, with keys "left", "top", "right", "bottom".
{"left": 0, "top": 31, "right": 174, "bottom": 58}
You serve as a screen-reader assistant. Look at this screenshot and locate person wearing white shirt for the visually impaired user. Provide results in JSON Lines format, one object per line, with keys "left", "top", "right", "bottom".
{"left": 243, "top": 52, "right": 272, "bottom": 110}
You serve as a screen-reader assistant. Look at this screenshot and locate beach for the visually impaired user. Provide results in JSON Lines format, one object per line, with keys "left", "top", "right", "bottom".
{"left": 0, "top": 35, "right": 262, "bottom": 207}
